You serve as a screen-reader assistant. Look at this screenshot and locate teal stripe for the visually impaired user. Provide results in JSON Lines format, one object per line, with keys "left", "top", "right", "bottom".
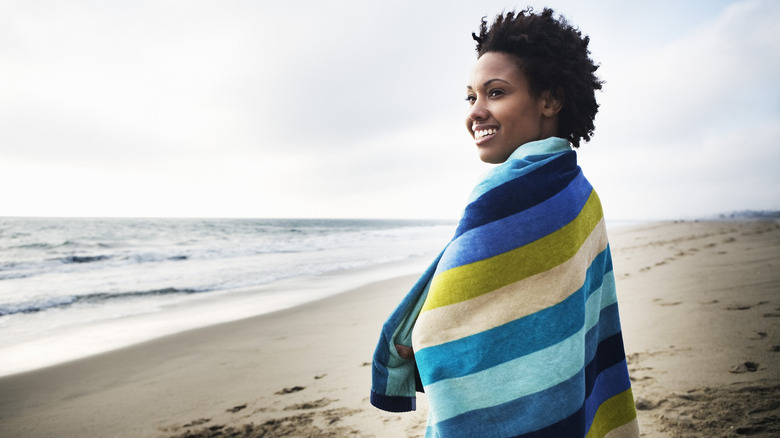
{"left": 416, "top": 249, "right": 613, "bottom": 385}
{"left": 424, "top": 274, "right": 619, "bottom": 424}
{"left": 468, "top": 137, "right": 571, "bottom": 203}
{"left": 429, "top": 324, "right": 629, "bottom": 436}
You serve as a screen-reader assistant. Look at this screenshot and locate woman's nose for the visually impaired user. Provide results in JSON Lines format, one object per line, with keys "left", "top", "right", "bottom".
{"left": 467, "top": 98, "right": 488, "bottom": 121}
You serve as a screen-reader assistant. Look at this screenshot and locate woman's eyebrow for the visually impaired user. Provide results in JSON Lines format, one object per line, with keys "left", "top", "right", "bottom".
{"left": 466, "top": 78, "right": 511, "bottom": 90}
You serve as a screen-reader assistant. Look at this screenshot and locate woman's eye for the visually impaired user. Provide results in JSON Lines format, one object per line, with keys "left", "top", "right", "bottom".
{"left": 465, "top": 95, "right": 476, "bottom": 104}
{"left": 488, "top": 89, "right": 504, "bottom": 97}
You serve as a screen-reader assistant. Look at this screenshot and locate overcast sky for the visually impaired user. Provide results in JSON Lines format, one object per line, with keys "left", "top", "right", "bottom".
{"left": 1, "top": 0, "right": 778, "bottom": 220}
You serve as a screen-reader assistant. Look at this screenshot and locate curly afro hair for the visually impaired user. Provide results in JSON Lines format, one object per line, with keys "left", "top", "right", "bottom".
{"left": 472, "top": 8, "right": 603, "bottom": 147}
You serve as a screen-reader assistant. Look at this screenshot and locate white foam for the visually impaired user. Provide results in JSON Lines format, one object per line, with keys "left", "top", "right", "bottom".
{"left": 0, "top": 255, "right": 431, "bottom": 377}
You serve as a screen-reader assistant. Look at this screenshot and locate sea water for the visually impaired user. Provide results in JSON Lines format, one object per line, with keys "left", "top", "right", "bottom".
{"left": 0, "top": 217, "right": 456, "bottom": 376}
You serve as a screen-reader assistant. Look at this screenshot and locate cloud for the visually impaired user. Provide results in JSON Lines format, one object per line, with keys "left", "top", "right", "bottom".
{"left": 1, "top": 1, "right": 260, "bottom": 165}
{"left": 580, "top": 0, "right": 780, "bottom": 219}
{"left": 1, "top": 0, "right": 778, "bottom": 219}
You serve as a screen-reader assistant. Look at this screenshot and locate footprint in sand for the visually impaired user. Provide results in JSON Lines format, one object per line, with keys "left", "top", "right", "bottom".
{"left": 178, "top": 409, "right": 362, "bottom": 437}
{"left": 283, "top": 398, "right": 335, "bottom": 411}
{"left": 726, "top": 304, "right": 753, "bottom": 310}
{"left": 182, "top": 418, "right": 211, "bottom": 427}
{"left": 226, "top": 404, "right": 247, "bottom": 413}
{"left": 275, "top": 386, "right": 305, "bottom": 395}
{"left": 727, "top": 301, "right": 771, "bottom": 311}
{"left": 748, "top": 332, "right": 768, "bottom": 340}
{"left": 629, "top": 375, "right": 654, "bottom": 383}
{"left": 655, "top": 384, "right": 780, "bottom": 436}
{"left": 729, "top": 361, "right": 759, "bottom": 373}
{"left": 634, "top": 397, "right": 664, "bottom": 411}
{"left": 653, "top": 298, "right": 682, "bottom": 307}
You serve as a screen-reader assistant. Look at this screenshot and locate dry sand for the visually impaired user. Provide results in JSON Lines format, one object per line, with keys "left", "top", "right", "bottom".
{"left": 609, "top": 220, "right": 780, "bottom": 437}
{"left": 0, "top": 220, "right": 778, "bottom": 437}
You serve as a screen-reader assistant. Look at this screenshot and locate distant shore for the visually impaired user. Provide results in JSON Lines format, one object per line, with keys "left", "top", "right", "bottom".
{"left": 1, "top": 220, "right": 778, "bottom": 437}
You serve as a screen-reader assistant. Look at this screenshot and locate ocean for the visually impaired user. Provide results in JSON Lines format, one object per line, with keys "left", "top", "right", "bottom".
{"left": 0, "top": 217, "right": 456, "bottom": 376}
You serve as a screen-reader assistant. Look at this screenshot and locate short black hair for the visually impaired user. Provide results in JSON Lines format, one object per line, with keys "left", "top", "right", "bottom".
{"left": 472, "top": 7, "right": 603, "bottom": 147}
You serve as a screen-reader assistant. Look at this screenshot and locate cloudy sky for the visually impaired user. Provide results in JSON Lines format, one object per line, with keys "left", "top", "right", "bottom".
{"left": 1, "top": 0, "right": 778, "bottom": 220}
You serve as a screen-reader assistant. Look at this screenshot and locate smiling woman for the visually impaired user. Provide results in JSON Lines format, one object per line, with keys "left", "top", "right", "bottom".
{"left": 371, "top": 7, "right": 640, "bottom": 438}
{"left": 465, "top": 52, "right": 562, "bottom": 164}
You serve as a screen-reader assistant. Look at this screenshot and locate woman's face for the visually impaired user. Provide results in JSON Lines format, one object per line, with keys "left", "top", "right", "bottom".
{"left": 465, "top": 52, "right": 559, "bottom": 164}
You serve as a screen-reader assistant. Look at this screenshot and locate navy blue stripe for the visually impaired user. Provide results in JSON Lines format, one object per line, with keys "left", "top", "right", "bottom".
{"left": 439, "top": 173, "right": 593, "bottom": 272}
{"left": 369, "top": 391, "right": 416, "bottom": 413}
{"left": 584, "top": 360, "right": 632, "bottom": 432}
{"left": 454, "top": 151, "right": 580, "bottom": 239}
{"left": 584, "top": 326, "right": 627, "bottom": 399}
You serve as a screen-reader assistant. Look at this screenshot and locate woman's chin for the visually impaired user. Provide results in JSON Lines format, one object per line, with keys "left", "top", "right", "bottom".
{"left": 477, "top": 147, "right": 512, "bottom": 164}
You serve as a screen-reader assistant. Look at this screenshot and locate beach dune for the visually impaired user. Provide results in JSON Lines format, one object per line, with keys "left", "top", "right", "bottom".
{"left": 0, "top": 220, "right": 778, "bottom": 437}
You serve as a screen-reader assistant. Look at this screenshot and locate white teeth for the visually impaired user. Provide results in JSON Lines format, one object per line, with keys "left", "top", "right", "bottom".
{"left": 475, "top": 128, "right": 497, "bottom": 139}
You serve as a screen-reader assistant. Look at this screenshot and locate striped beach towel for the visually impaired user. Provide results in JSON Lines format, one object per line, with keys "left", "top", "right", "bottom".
{"left": 370, "top": 137, "right": 639, "bottom": 437}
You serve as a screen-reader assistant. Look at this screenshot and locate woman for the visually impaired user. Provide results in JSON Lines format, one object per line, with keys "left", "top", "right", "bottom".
{"left": 371, "top": 8, "right": 639, "bottom": 437}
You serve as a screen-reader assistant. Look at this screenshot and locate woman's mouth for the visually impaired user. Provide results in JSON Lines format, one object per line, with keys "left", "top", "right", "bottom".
{"left": 474, "top": 128, "right": 497, "bottom": 140}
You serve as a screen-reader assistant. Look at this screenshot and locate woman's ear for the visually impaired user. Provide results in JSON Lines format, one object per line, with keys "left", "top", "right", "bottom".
{"left": 541, "top": 88, "right": 564, "bottom": 117}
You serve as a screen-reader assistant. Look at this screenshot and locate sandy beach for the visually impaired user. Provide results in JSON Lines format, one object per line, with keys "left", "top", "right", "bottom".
{"left": 1, "top": 219, "right": 778, "bottom": 437}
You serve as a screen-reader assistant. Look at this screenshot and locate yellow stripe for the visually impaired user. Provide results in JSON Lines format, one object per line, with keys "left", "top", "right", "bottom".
{"left": 421, "top": 190, "right": 603, "bottom": 313}
{"left": 412, "top": 218, "right": 607, "bottom": 350}
{"left": 585, "top": 388, "right": 638, "bottom": 438}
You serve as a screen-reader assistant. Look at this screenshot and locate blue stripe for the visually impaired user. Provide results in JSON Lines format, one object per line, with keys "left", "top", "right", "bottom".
{"left": 515, "top": 335, "right": 630, "bottom": 437}
{"left": 455, "top": 151, "right": 580, "bottom": 239}
{"left": 583, "top": 316, "right": 626, "bottom": 398}
{"left": 518, "top": 334, "right": 630, "bottom": 437}
{"left": 430, "top": 332, "right": 631, "bottom": 436}
{"left": 584, "top": 360, "right": 632, "bottom": 432}
{"left": 421, "top": 290, "right": 624, "bottom": 425}
{"left": 604, "top": 244, "right": 614, "bottom": 273}
{"left": 417, "top": 249, "right": 611, "bottom": 385}
{"left": 370, "top": 252, "right": 443, "bottom": 398}
{"left": 433, "top": 369, "right": 586, "bottom": 437}
{"left": 369, "top": 391, "right": 416, "bottom": 413}
{"left": 467, "top": 137, "right": 572, "bottom": 202}
{"left": 439, "top": 173, "right": 593, "bottom": 272}
{"left": 417, "top": 288, "right": 583, "bottom": 384}
{"left": 424, "top": 325, "right": 587, "bottom": 424}
{"left": 422, "top": 296, "right": 623, "bottom": 424}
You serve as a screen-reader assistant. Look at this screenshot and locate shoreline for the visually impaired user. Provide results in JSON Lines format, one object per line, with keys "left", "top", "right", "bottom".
{"left": 0, "top": 254, "right": 436, "bottom": 378}
{"left": 1, "top": 220, "right": 778, "bottom": 437}
{"left": 0, "top": 272, "right": 430, "bottom": 437}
